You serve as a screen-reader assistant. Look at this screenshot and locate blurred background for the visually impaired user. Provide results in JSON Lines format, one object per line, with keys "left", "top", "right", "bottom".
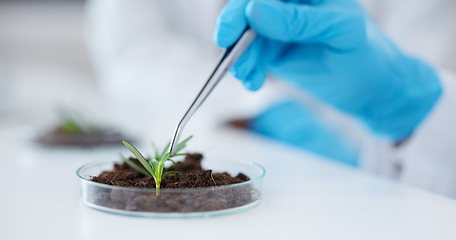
{"left": 0, "top": 0, "right": 230, "bottom": 142}
{"left": 0, "top": 0, "right": 315, "bottom": 150}
{"left": 1, "top": 0, "right": 455, "bottom": 164}
{"left": 0, "top": 0, "right": 93, "bottom": 122}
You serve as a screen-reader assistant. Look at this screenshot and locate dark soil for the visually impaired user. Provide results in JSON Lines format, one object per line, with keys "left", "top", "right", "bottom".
{"left": 89, "top": 153, "right": 260, "bottom": 213}
{"left": 36, "top": 128, "right": 130, "bottom": 147}
{"left": 227, "top": 118, "right": 251, "bottom": 130}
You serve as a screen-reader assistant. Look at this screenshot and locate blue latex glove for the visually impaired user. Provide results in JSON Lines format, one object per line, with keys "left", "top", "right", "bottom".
{"left": 214, "top": 0, "right": 442, "bottom": 141}
{"left": 250, "top": 100, "right": 358, "bottom": 166}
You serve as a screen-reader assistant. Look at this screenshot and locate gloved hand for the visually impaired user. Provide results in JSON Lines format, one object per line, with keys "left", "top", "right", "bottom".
{"left": 249, "top": 100, "right": 358, "bottom": 166}
{"left": 214, "top": 0, "right": 442, "bottom": 141}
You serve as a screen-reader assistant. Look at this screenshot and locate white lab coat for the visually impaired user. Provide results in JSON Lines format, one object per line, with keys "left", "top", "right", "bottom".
{"left": 361, "top": 70, "right": 456, "bottom": 198}
{"left": 86, "top": 0, "right": 456, "bottom": 199}
{"left": 358, "top": 0, "right": 456, "bottom": 198}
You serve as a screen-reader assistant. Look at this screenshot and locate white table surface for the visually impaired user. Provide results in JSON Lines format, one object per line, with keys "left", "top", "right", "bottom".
{"left": 1, "top": 118, "right": 456, "bottom": 240}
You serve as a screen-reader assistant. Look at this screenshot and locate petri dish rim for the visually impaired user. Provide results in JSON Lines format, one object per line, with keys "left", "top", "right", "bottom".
{"left": 77, "top": 157, "right": 266, "bottom": 218}
{"left": 77, "top": 158, "right": 266, "bottom": 193}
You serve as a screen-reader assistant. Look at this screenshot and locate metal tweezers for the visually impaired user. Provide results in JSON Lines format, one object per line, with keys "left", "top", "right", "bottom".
{"left": 169, "top": 27, "right": 257, "bottom": 156}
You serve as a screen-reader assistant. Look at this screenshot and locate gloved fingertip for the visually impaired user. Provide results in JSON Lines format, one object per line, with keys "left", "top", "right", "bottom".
{"left": 243, "top": 81, "right": 260, "bottom": 91}
{"left": 213, "top": 32, "right": 222, "bottom": 47}
{"left": 231, "top": 70, "right": 255, "bottom": 91}
{"left": 213, "top": 28, "right": 233, "bottom": 48}
{"left": 245, "top": 0, "right": 290, "bottom": 40}
{"left": 214, "top": 16, "right": 245, "bottom": 47}
{"left": 229, "top": 67, "right": 248, "bottom": 85}
{"left": 214, "top": 0, "right": 250, "bottom": 48}
{"left": 245, "top": 0, "right": 271, "bottom": 24}
{"left": 243, "top": 70, "right": 266, "bottom": 91}
{"left": 229, "top": 67, "right": 237, "bottom": 77}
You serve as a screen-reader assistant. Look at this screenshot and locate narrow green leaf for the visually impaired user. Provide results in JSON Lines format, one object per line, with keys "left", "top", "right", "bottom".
{"left": 120, "top": 153, "right": 151, "bottom": 177}
{"left": 122, "top": 140, "right": 154, "bottom": 176}
{"left": 160, "top": 141, "right": 171, "bottom": 159}
{"left": 175, "top": 135, "right": 193, "bottom": 154}
{"left": 160, "top": 152, "right": 171, "bottom": 163}
{"left": 149, "top": 161, "right": 157, "bottom": 178}
{"left": 151, "top": 142, "right": 160, "bottom": 160}
{"left": 156, "top": 161, "right": 165, "bottom": 179}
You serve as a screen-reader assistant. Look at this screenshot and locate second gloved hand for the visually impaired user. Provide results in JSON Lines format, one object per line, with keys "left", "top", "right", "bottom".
{"left": 214, "top": 0, "right": 442, "bottom": 141}
{"left": 249, "top": 100, "right": 358, "bottom": 166}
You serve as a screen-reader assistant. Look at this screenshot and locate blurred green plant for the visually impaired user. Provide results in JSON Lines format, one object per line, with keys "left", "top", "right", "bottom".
{"left": 57, "top": 109, "right": 99, "bottom": 135}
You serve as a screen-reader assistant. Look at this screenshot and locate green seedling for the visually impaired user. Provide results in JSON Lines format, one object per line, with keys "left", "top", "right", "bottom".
{"left": 57, "top": 109, "right": 99, "bottom": 135}
{"left": 121, "top": 135, "right": 193, "bottom": 195}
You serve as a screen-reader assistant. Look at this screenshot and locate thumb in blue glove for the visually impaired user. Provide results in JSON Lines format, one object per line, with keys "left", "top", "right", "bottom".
{"left": 214, "top": 0, "right": 442, "bottom": 142}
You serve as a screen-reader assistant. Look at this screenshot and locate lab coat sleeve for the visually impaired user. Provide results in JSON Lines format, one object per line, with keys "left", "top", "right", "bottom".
{"left": 361, "top": 69, "right": 456, "bottom": 199}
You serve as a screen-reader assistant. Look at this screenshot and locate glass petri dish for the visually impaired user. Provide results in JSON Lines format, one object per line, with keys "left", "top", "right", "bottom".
{"left": 76, "top": 158, "right": 265, "bottom": 218}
